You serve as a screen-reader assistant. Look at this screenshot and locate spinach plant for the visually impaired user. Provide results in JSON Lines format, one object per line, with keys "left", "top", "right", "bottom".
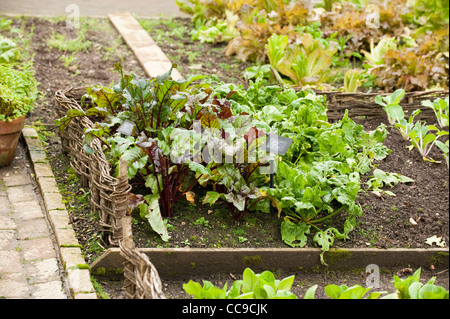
{"left": 266, "top": 33, "right": 336, "bottom": 87}
{"left": 212, "top": 79, "right": 391, "bottom": 263}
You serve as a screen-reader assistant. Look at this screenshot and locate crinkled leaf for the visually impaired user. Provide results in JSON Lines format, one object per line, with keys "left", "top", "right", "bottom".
{"left": 281, "top": 218, "right": 311, "bottom": 247}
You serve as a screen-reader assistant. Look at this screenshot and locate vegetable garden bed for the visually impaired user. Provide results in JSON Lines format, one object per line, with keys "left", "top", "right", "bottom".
{"left": 1, "top": 10, "right": 448, "bottom": 300}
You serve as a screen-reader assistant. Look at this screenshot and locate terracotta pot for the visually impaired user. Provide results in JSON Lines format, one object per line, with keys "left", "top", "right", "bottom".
{"left": 0, "top": 116, "right": 25, "bottom": 167}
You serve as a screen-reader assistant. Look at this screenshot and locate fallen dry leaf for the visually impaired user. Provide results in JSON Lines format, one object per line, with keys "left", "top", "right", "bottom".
{"left": 185, "top": 191, "right": 196, "bottom": 204}
{"left": 397, "top": 268, "right": 413, "bottom": 277}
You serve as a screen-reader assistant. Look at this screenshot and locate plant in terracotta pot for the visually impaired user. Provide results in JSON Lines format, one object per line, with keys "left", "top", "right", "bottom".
{"left": 0, "top": 62, "right": 39, "bottom": 167}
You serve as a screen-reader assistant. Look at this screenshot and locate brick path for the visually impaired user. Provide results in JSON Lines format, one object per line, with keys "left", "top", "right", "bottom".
{"left": 0, "top": 139, "right": 69, "bottom": 299}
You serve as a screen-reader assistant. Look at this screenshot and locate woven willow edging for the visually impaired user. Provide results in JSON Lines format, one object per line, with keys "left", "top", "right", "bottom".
{"left": 115, "top": 157, "right": 164, "bottom": 299}
{"left": 121, "top": 215, "right": 166, "bottom": 299}
{"left": 309, "top": 89, "right": 449, "bottom": 121}
{"left": 55, "top": 87, "right": 132, "bottom": 246}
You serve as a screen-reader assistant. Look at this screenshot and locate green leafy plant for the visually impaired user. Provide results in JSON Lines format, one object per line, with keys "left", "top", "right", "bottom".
{"left": 324, "top": 284, "right": 386, "bottom": 299}
{"left": 382, "top": 268, "right": 449, "bottom": 299}
{"left": 0, "top": 18, "right": 13, "bottom": 31}
{"left": 47, "top": 29, "right": 92, "bottom": 52}
{"left": 267, "top": 33, "right": 337, "bottom": 88}
{"left": 342, "top": 68, "right": 364, "bottom": 92}
{"left": 305, "top": 268, "right": 448, "bottom": 299}
{"left": 0, "top": 35, "right": 20, "bottom": 64}
{"left": 183, "top": 267, "right": 297, "bottom": 299}
{"left": 365, "top": 168, "right": 414, "bottom": 196}
{"left": 375, "top": 89, "right": 406, "bottom": 126}
{"left": 377, "top": 90, "right": 449, "bottom": 163}
{"left": 212, "top": 79, "right": 391, "bottom": 263}
{"left": 394, "top": 109, "right": 422, "bottom": 141}
{"left": 422, "top": 97, "right": 449, "bottom": 128}
{"left": 190, "top": 12, "right": 238, "bottom": 43}
{"left": 406, "top": 121, "right": 448, "bottom": 162}
{"left": 409, "top": 0, "right": 450, "bottom": 34}
{"left": 60, "top": 55, "right": 77, "bottom": 69}
{"left": 435, "top": 140, "right": 449, "bottom": 169}
{"left": 176, "top": 0, "right": 227, "bottom": 27}
{"left": 185, "top": 267, "right": 449, "bottom": 299}
{"left": 0, "top": 63, "right": 39, "bottom": 121}
{"left": 244, "top": 64, "right": 273, "bottom": 82}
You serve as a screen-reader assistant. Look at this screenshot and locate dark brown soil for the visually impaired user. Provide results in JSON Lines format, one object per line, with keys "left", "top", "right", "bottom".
{"left": 2, "top": 15, "right": 448, "bottom": 300}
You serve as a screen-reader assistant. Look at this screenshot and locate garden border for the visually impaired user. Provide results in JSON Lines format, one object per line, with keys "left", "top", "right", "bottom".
{"left": 21, "top": 126, "right": 97, "bottom": 299}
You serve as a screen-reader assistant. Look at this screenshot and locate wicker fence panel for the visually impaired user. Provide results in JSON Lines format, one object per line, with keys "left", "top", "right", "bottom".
{"left": 55, "top": 87, "right": 132, "bottom": 246}
{"left": 313, "top": 90, "right": 449, "bottom": 121}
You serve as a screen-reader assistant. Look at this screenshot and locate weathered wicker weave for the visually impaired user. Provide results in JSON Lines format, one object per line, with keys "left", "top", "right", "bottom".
{"left": 120, "top": 216, "right": 166, "bottom": 299}
{"left": 54, "top": 87, "right": 132, "bottom": 246}
{"left": 312, "top": 90, "right": 449, "bottom": 122}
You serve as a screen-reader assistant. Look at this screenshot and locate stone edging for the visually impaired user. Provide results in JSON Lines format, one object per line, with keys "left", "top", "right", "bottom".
{"left": 108, "top": 11, "right": 183, "bottom": 81}
{"left": 21, "top": 126, "right": 97, "bottom": 299}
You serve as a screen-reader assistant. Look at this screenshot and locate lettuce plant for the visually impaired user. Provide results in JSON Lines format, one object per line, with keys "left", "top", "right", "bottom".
{"left": 342, "top": 68, "right": 364, "bottom": 93}
{"left": 382, "top": 268, "right": 449, "bottom": 299}
{"left": 183, "top": 268, "right": 297, "bottom": 299}
{"left": 190, "top": 11, "right": 238, "bottom": 43}
{"left": 361, "top": 37, "right": 398, "bottom": 66}
{"left": 324, "top": 284, "right": 386, "bottom": 299}
{"left": 185, "top": 267, "right": 449, "bottom": 299}
{"left": 435, "top": 140, "right": 449, "bottom": 169}
{"left": 266, "top": 33, "right": 336, "bottom": 87}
